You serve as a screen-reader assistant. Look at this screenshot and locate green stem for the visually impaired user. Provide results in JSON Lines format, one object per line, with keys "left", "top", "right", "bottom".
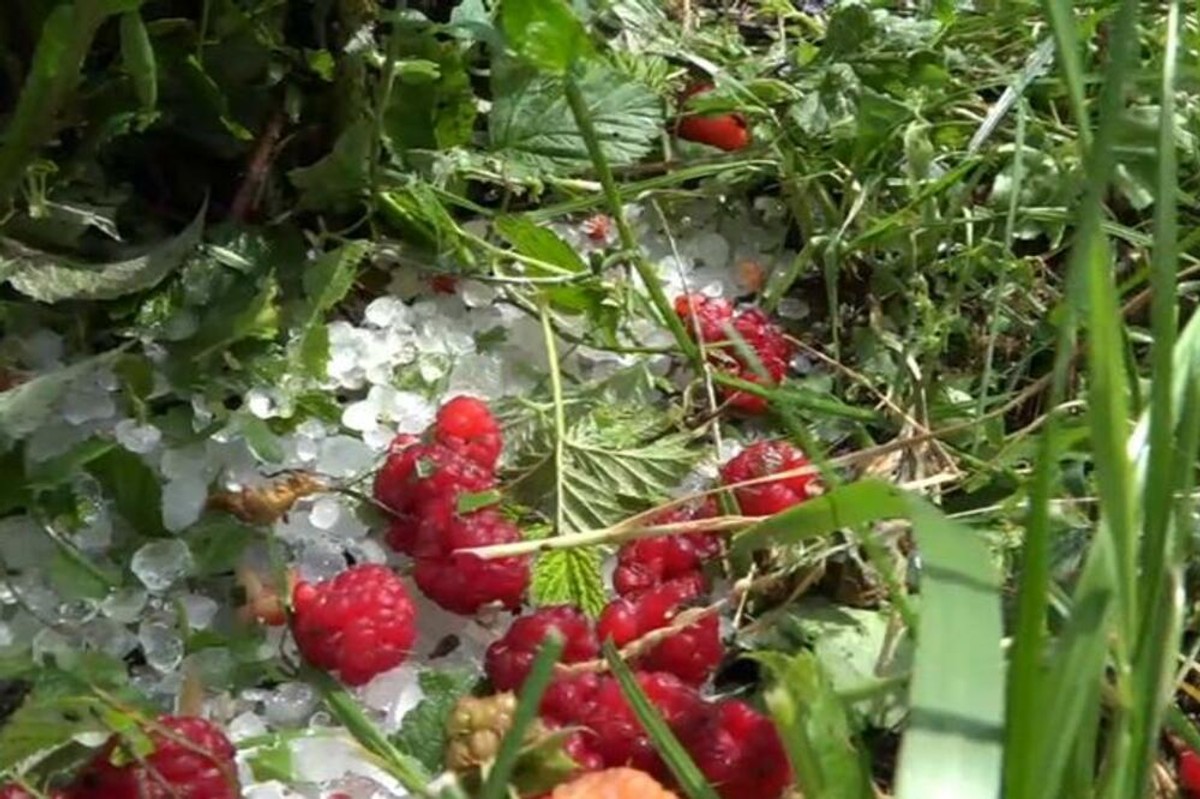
{"left": 305, "top": 667, "right": 430, "bottom": 793}
{"left": 478, "top": 636, "right": 564, "bottom": 799}
{"left": 539, "top": 299, "right": 568, "bottom": 536}
{"left": 561, "top": 73, "right": 701, "bottom": 368}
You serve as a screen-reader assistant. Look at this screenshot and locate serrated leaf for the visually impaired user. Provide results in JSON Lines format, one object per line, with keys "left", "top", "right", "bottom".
{"left": 530, "top": 547, "right": 606, "bottom": 617}
{"left": 393, "top": 669, "right": 477, "bottom": 772}
{"left": 249, "top": 738, "right": 294, "bottom": 782}
{"left": 0, "top": 348, "right": 126, "bottom": 451}
{"left": 512, "top": 405, "right": 698, "bottom": 534}
{"left": 499, "top": 0, "right": 592, "bottom": 74}
{"left": 0, "top": 656, "right": 132, "bottom": 771}
{"left": 86, "top": 447, "right": 165, "bottom": 538}
{"left": 493, "top": 216, "right": 586, "bottom": 275}
{"left": 293, "top": 241, "right": 370, "bottom": 376}
{"left": 490, "top": 59, "right": 662, "bottom": 175}
{"left": 2, "top": 202, "right": 205, "bottom": 302}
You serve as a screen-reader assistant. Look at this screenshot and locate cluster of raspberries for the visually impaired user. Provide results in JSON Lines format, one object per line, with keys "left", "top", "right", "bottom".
{"left": 482, "top": 439, "right": 818, "bottom": 799}
{"left": 675, "top": 293, "right": 795, "bottom": 414}
{"left": 373, "top": 396, "right": 531, "bottom": 616}
{"left": 2, "top": 716, "right": 239, "bottom": 799}
{"left": 286, "top": 397, "right": 532, "bottom": 687}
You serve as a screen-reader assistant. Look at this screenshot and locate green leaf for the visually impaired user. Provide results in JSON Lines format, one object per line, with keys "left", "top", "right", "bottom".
{"left": 187, "top": 516, "right": 256, "bottom": 576}
{"left": 749, "top": 598, "right": 910, "bottom": 727}
{"left": 289, "top": 120, "right": 374, "bottom": 212}
{"left": 821, "top": 3, "right": 875, "bottom": 59}
{"left": 490, "top": 59, "right": 663, "bottom": 175}
{"left": 249, "top": 738, "right": 294, "bottom": 782}
{"left": 2, "top": 202, "right": 206, "bottom": 303}
{"left": 384, "top": 37, "right": 478, "bottom": 151}
{"left": 457, "top": 489, "right": 503, "bottom": 514}
{"left": 530, "top": 547, "right": 606, "bottom": 617}
{"left": 0, "top": 348, "right": 127, "bottom": 451}
{"left": 393, "top": 669, "right": 477, "bottom": 773}
{"left": 511, "top": 404, "right": 698, "bottom": 533}
{"left": 119, "top": 11, "right": 157, "bottom": 110}
{"left": 0, "top": 0, "right": 141, "bottom": 202}
{"left": 0, "top": 656, "right": 133, "bottom": 770}
{"left": 238, "top": 415, "right": 284, "bottom": 464}
{"left": 493, "top": 215, "right": 587, "bottom": 275}
{"left": 293, "top": 241, "right": 370, "bottom": 376}
{"left": 48, "top": 550, "right": 113, "bottom": 601}
{"left": 756, "top": 650, "right": 875, "bottom": 799}
{"left": 86, "top": 447, "right": 165, "bottom": 538}
{"left": 499, "top": 0, "right": 592, "bottom": 74}
{"left": 733, "top": 480, "right": 1004, "bottom": 799}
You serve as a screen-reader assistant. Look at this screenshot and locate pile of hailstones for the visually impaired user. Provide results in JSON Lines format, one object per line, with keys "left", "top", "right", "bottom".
{"left": 288, "top": 393, "right": 818, "bottom": 799}
{"left": 0, "top": 295, "right": 813, "bottom": 799}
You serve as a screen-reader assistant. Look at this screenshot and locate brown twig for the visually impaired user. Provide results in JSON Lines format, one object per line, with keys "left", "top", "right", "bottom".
{"left": 228, "top": 109, "right": 286, "bottom": 222}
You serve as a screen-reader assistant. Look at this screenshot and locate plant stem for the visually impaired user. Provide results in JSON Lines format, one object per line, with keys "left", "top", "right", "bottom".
{"left": 562, "top": 73, "right": 702, "bottom": 368}
{"left": 539, "top": 299, "right": 568, "bottom": 536}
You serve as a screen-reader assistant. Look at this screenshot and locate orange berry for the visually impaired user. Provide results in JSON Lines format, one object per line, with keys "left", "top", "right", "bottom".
{"left": 550, "top": 768, "right": 680, "bottom": 799}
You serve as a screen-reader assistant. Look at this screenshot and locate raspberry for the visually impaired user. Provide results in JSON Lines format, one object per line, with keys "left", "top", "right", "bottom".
{"left": 445, "top": 692, "right": 547, "bottom": 771}
{"left": 674, "top": 294, "right": 734, "bottom": 344}
{"left": 373, "top": 438, "right": 494, "bottom": 519}
{"left": 613, "top": 499, "right": 722, "bottom": 598}
{"left": 1182, "top": 749, "right": 1200, "bottom": 797}
{"left": 290, "top": 564, "right": 417, "bottom": 685}
{"left": 719, "top": 440, "right": 818, "bottom": 517}
{"left": 637, "top": 614, "right": 722, "bottom": 686}
{"left": 674, "top": 294, "right": 794, "bottom": 415}
{"left": 412, "top": 510, "right": 530, "bottom": 615}
{"left": 678, "top": 700, "right": 791, "bottom": 799}
{"left": 435, "top": 396, "right": 503, "bottom": 469}
{"left": 580, "top": 673, "right": 705, "bottom": 773}
{"left": 597, "top": 580, "right": 721, "bottom": 686}
{"left": 486, "top": 606, "right": 599, "bottom": 692}
{"left": 549, "top": 768, "right": 680, "bottom": 799}
{"left": 0, "top": 788, "right": 65, "bottom": 799}
{"left": 72, "top": 716, "right": 238, "bottom": 799}
{"left": 542, "top": 671, "right": 603, "bottom": 726}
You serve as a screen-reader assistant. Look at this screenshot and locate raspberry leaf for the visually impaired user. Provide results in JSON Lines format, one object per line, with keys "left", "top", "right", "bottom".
{"left": 530, "top": 547, "right": 607, "bottom": 617}
{"left": 393, "top": 669, "right": 477, "bottom": 772}
{"left": 511, "top": 403, "right": 700, "bottom": 534}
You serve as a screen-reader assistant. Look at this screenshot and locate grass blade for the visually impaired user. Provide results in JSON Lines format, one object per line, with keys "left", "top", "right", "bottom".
{"left": 893, "top": 501, "right": 1004, "bottom": 799}
{"left": 479, "top": 634, "right": 565, "bottom": 799}
{"left": 603, "top": 642, "right": 723, "bottom": 799}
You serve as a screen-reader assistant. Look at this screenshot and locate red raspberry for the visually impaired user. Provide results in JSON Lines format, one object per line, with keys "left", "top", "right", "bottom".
{"left": 580, "top": 673, "right": 705, "bottom": 773}
{"left": 72, "top": 716, "right": 238, "bottom": 799}
{"left": 597, "top": 579, "right": 721, "bottom": 686}
{"left": 637, "top": 613, "right": 722, "bottom": 686}
{"left": 0, "top": 788, "right": 67, "bottom": 799}
{"left": 485, "top": 606, "right": 599, "bottom": 692}
{"left": 614, "top": 499, "right": 722, "bottom": 598}
{"left": 1182, "top": 749, "right": 1200, "bottom": 797}
{"left": 674, "top": 294, "right": 734, "bottom": 344}
{"left": 674, "top": 295, "right": 794, "bottom": 415}
{"left": 677, "top": 700, "right": 791, "bottom": 799}
{"left": 374, "top": 439, "right": 494, "bottom": 519}
{"left": 719, "top": 439, "right": 818, "bottom": 517}
{"left": 412, "top": 510, "right": 530, "bottom": 615}
{"left": 542, "top": 672, "right": 601, "bottom": 725}
{"left": 290, "top": 564, "right": 417, "bottom": 685}
{"left": 435, "top": 396, "right": 503, "bottom": 469}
